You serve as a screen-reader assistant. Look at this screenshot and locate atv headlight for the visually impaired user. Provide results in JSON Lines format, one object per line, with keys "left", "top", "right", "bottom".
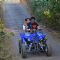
{"left": 26, "top": 39, "right": 31, "bottom": 44}
{"left": 28, "top": 39, "right": 31, "bottom": 41}
{"left": 40, "top": 38, "right": 43, "bottom": 40}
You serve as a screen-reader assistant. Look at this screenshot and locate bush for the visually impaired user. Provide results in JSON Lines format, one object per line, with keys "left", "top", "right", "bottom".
{"left": 0, "top": 31, "right": 13, "bottom": 60}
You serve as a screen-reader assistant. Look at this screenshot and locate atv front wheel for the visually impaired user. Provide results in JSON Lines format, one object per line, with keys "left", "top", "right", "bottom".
{"left": 21, "top": 44, "right": 27, "bottom": 58}
{"left": 45, "top": 45, "right": 52, "bottom": 56}
{"left": 19, "top": 40, "right": 21, "bottom": 54}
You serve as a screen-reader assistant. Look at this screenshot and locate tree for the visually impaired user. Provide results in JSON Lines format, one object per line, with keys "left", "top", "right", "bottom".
{"left": 29, "top": 0, "right": 60, "bottom": 31}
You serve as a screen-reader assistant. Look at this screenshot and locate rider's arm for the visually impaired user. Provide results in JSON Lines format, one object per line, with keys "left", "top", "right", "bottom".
{"left": 37, "top": 25, "right": 43, "bottom": 30}
{"left": 23, "top": 25, "right": 30, "bottom": 31}
{"left": 23, "top": 25, "right": 26, "bottom": 30}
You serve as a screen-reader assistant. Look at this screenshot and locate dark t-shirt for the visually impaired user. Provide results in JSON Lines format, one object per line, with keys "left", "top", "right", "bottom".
{"left": 27, "top": 22, "right": 32, "bottom": 29}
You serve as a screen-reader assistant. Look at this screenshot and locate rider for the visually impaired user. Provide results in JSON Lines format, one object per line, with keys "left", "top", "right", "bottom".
{"left": 30, "top": 16, "right": 38, "bottom": 30}
{"left": 23, "top": 18, "right": 32, "bottom": 31}
{"left": 30, "top": 17, "right": 43, "bottom": 31}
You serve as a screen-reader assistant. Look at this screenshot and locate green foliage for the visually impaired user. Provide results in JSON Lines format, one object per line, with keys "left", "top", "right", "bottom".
{"left": 0, "top": 19, "right": 4, "bottom": 32}
{"left": 30, "top": 0, "right": 60, "bottom": 31}
{"left": 10, "top": 32, "right": 15, "bottom": 36}
{"left": 0, "top": 31, "right": 12, "bottom": 60}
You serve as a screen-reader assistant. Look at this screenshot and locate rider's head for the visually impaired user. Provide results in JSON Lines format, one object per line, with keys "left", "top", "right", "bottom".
{"left": 25, "top": 19, "right": 27, "bottom": 24}
{"left": 30, "top": 16, "right": 35, "bottom": 23}
{"left": 25, "top": 19, "right": 27, "bottom": 21}
{"left": 26, "top": 18, "right": 30, "bottom": 23}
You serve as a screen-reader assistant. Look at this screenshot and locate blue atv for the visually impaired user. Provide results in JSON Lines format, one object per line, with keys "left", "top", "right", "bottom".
{"left": 19, "top": 30, "right": 52, "bottom": 58}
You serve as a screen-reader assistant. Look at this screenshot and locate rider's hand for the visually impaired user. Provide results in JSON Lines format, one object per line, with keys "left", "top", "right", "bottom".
{"left": 37, "top": 25, "right": 43, "bottom": 30}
